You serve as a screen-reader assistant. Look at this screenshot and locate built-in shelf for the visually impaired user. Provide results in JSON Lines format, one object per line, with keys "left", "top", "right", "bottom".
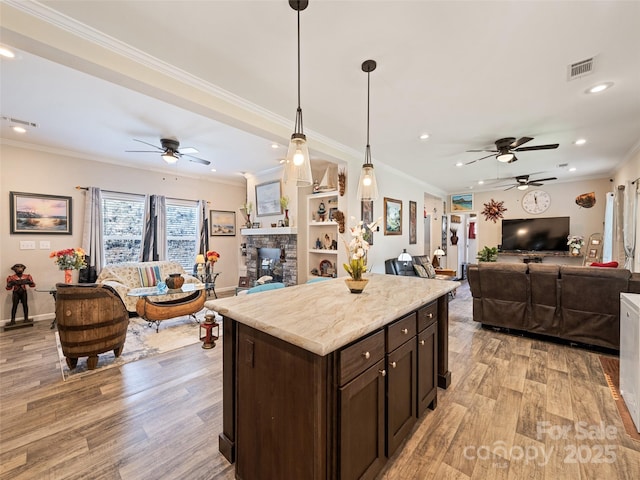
{"left": 310, "top": 221, "right": 337, "bottom": 226}
{"left": 309, "top": 249, "right": 338, "bottom": 255}
{"left": 241, "top": 227, "right": 298, "bottom": 236}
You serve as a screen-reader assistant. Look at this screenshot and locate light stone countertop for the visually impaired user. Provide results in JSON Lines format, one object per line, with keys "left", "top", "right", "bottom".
{"left": 205, "top": 273, "right": 460, "bottom": 356}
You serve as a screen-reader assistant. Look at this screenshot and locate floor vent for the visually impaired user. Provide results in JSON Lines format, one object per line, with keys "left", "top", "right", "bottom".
{"left": 567, "top": 57, "right": 594, "bottom": 80}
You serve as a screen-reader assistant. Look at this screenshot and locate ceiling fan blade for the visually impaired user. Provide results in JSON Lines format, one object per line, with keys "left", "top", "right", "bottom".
{"left": 465, "top": 153, "right": 497, "bottom": 165}
{"left": 178, "top": 147, "right": 198, "bottom": 154}
{"left": 510, "top": 136, "right": 534, "bottom": 149}
{"left": 466, "top": 149, "right": 498, "bottom": 153}
{"left": 503, "top": 185, "right": 518, "bottom": 191}
{"left": 528, "top": 182, "right": 543, "bottom": 187}
{"left": 514, "top": 143, "right": 559, "bottom": 152}
{"left": 125, "top": 150, "right": 162, "bottom": 153}
{"left": 133, "top": 139, "right": 163, "bottom": 150}
{"left": 530, "top": 177, "right": 557, "bottom": 183}
{"left": 184, "top": 154, "right": 211, "bottom": 165}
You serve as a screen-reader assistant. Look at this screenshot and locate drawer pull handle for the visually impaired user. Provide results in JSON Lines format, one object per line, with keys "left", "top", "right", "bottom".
{"left": 362, "top": 351, "right": 370, "bottom": 359}
{"left": 391, "top": 361, "right": 397, "bottom": 369}
{"left": 420, "top": 340, "right": 425, "bottom": 346}
{"left": 379, "top": 369, "right": 386, "bottom": 377}
{"left": 428, "top": 313, "right": 433, "bottom": 319}
{"left": 401, "top": 328, "right": 408, "bottom": 334}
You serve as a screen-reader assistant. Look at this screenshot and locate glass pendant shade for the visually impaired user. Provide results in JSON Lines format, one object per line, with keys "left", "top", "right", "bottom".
{"left": 162, "top": 152, "right": 178, "bottom": 164}
{"left": 284, "top": 132, "right": 312, "bottom": 186}
{"left": 356, "top": 162, "right": 378, "bottom": 201}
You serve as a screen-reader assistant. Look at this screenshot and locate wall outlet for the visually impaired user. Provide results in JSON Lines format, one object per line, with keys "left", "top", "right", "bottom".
{"left": 20, "top": 241, "right": 36, "bottom": 250}
{"left": 39, "top": 241, "right": 51, "bottom": 249}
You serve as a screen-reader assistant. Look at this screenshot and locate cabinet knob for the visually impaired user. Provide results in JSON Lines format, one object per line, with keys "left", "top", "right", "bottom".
{"left": 362, "top": 351, "right": 370, "bottom": 359}
{"left": 428, "top": 313, "right": 433, "bottom": 319}
{"left": 379, "top": 369, "right": 386, "bottom": 377}
{"left": 420, "top": 340, "right": 425, "bottom": 346}
{"left": 401, "top": 328, "right": 408, "bottom": 334}
{"left": 391, "top": 361, "right": 397, "bottom": 369}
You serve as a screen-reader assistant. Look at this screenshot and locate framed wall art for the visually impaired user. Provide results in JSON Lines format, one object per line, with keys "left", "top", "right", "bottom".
{"left": 209, "top": 210, "right": 236, "bottom": 236}
{"left": 409, "top": 200, "right": 417, "bottom": 244}
{"left": 10, "top": 191, "right": 72, "bottom": 234}
{"left": 384, "top": 197, "right": 402, "bottom": 235}
{"left": 451, "top": 193, "right": 474, "bottom": 212}
{"left": 255, "top": 180, "right": 282, "bottom": 217}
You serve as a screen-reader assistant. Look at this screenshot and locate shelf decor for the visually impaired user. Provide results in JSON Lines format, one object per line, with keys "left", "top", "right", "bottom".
{"left": 481, "top": 198, "right": 507, "bottom": 223}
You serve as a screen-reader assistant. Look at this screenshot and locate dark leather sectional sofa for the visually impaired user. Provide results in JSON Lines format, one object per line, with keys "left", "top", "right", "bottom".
{"left": 467, "top": 263, "right": 640, "bottom": 350}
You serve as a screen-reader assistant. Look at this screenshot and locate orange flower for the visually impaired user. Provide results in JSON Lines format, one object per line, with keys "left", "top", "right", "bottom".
{"left": 206, "top": 250, "right": 220, "bottom": 263}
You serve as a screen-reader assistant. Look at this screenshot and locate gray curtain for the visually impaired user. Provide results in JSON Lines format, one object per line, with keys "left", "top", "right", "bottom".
{"left": 623, "top": 180, "right": 638, "bottom": 270}
{"left": 141, "top": 195, "right": 167, "bottom": 261}
{"left": 613, "top": 186, "right": 626, "bottom": 266}
{"left": 198, "top": 199, "right": 209, "bottom": 255}
{"left": 80, "top": 187, "right": 103, "bottom": 282}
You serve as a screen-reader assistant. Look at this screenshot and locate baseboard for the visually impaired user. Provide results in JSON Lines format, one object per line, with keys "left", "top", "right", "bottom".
{"left": 1, "top": 313, "right": 55, "bottom": 327}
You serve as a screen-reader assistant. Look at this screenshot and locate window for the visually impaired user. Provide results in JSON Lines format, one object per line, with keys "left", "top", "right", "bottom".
{"left": 101, "top": 193, "right": 199, "bottom": 269}
{"left": 102, "top": 192, "right": 145, "bottom": 265}
{"left": 166, "top": 199, "right": 198, "bottom": 271}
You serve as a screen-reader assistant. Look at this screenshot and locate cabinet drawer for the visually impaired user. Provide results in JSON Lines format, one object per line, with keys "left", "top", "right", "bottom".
{"left": 339, "top": 329, "right": 385, "bottom": 386}
{"left": 417, "top": 302, "right": 437, "bottom": 332}
{"left": 387, "top": 313, "right": 417, "bottom": 352}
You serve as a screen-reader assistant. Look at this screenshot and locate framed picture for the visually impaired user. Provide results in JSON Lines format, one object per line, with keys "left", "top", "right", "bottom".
{"left": 10, "top": 191, "right": 72, "bottom": 234}
{"left": 209, "top": 210, "right": 236, "bottom": 236}
{"left": 588, "top": 248, "right": 597, "bottom": 258}
{"left": 238, "top": 276, "right": 249, "bottom": 288}
{"left": 409, "top": 200, "right": 417, "bottom": 245}
{"left": 329, "top": 207, "right": 338, "bottom": 221}
{"left": 255, "top": 180, "right": 282, "bottom": 217}
{"left": 252, "top": 222, "right": 261, "bottom": 228}
{"left": 441, "top": 215, "right": 448, "bottom": 255}
{"left": 451, "top": 193, "right": 474, "bottom": 212}
{"left": 384, "top": 197, "right": 402, "bottom": 235}
{"left": 361, "top": 200, "right": 374, "bottom": 245}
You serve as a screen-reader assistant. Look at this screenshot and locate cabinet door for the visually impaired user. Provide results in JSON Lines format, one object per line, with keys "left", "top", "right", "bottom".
{"left": 339, "top": 359, "right": 386, "bottom": 480}
{"left": 386, "top": 339, "right": 417, "bottom": 457}
{"left": 417, "top": 321, "right": 438, "bottom": 416}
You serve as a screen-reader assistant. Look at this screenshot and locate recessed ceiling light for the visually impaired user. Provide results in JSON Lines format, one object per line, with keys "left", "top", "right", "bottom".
{"left": 419, "top": 133, "right": 430, "bottom": 140}
{"left": 210, "top": 168, "right": 217, "bottom": 172}
{"left": 455, "top": 162, "right": 463, "bottom": 167}
{"left": 271, "top": 143, "right": 279, "bottom": 149}
{"left": 12, "top": 126, "right": 26, "bottom": 133}
{"left": 574, "top": 138, "right": 587, "bottom": 145}
{"left": 569, "top": 167, "right": 577, "bottom": 172}
{"left": 0, "top": 47, "right": 15, "bottom": 58}
{"left": 478, "top": 180, "right": 484, "bottom": 185}
{"left": 585, "top": 82, "right": 613, "bottom": 94}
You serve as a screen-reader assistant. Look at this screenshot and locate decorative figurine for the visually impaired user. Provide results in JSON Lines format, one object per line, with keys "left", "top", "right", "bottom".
{"left": 6, "top": 263, "right": 35, "bottom": 327}
{"left": 318, "top": 202, "right": 327, "bottom": 222}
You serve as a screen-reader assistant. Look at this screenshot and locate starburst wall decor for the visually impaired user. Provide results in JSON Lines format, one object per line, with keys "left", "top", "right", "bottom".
{"left": 482, "top": 198, "right": 507, "bottom": 223}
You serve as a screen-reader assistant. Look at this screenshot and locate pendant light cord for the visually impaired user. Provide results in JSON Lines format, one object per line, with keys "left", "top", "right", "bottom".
{"left": 295, "top": 4, "right": 303, "bottom": 134}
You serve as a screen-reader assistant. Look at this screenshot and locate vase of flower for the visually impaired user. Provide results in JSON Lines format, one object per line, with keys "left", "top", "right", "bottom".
{"left": 571, "top": 247, "right": 581, "bottom": 256}
{"left": 284, "top": 209, "right": 290, "bottom": 227}
{"left": 165, "top": 273, "right": 185, "bottom": 289}
{"left": 345, "top": 278, "right": 369, "bottom": 294}
{"left": 64, "top": 269, "right": 73, "bottom": 284}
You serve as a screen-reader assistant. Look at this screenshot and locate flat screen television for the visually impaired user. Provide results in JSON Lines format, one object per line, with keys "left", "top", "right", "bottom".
{"left": 501, "top": 217, "right": 570, "bottom": 252}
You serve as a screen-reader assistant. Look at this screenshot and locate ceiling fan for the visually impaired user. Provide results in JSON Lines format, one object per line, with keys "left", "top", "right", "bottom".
{"left": 465, "top": 137, "right": 559, "bottom": 165}
{"left": 499, "top": 174, "right": 558, "bottom": 191}
{"left": 126, "top": 138, "right": 211, "bottom": 165}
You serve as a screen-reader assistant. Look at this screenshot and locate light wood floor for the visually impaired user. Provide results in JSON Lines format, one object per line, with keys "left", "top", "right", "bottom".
{"left": 1, "top": 283, "right": 639, "bottom": 479}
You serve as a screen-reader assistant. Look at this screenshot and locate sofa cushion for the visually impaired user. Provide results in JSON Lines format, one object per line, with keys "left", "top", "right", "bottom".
{"left": 414, "top": 264, "right": 429, "bottom": 278}
{"left": 138, "top": 265, "right": 162, "bottom": 287}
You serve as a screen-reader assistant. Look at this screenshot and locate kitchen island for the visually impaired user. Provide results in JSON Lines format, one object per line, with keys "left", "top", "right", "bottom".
{"left": 206, "top": 273, "right": 459, "bottom": 480}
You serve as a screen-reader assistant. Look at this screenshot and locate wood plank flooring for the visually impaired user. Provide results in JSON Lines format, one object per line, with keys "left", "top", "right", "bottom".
{"left": 1, "top": 283, "right": 639, "bottom": 479}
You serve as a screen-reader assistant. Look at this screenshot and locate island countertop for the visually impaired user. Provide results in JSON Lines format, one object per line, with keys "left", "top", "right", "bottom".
{"left": 205, "top": 273, "right": 459, "bottom": 356}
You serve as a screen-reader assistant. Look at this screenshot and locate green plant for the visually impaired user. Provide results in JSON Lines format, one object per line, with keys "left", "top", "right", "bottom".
{"left": 477, "top": 246, "right": 498, "bottom": 262}
{"left": 280, "top": 195, "right": 289, "bottom": 210}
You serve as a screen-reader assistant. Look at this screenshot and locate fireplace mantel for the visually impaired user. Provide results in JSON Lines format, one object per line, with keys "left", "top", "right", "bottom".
{"left": 241, "top": 227, "right": 297, "bottom": 236}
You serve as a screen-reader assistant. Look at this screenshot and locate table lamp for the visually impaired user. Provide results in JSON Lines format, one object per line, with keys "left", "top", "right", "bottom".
{"left": 195, "top": 254, "right": 206, "bottom": 279}
{"left": 398, "top": 249, "right": 412, "bottom": 266}
{"left": 432, "top": 247, "right": 445, "bottom": 268}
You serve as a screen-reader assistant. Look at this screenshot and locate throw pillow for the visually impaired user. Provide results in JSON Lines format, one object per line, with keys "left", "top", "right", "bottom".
{"left": 138, "top": 265, "right": 162, "bottom": 287}
{"left": 590, "top": 261, "right": 619, "bottom": 268}
{"left": 414, "top": 264, "right": 429, "bottom": 278}
{"left": 424, "top": 263, "right": 437, "bottom": 279}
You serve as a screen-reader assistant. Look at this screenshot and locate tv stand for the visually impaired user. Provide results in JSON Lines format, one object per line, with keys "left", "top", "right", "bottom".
{"left": 497, "top": 252, "right": 583, "bottom": 266}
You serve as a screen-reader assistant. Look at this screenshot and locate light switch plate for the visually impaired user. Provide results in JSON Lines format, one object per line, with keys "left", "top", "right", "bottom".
{"left": 39, "top": 241, "right": 51, "bottom": 249}
{"left": 20, "top": 241, "right": 36, "bottom": 250}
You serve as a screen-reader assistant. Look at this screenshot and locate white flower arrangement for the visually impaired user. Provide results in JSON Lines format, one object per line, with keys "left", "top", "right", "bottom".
{"left": 567, "top": 235, "right": 584, "bottom": 250}
{"left": 342, "top": 217, "right": 382, "bottom": 280}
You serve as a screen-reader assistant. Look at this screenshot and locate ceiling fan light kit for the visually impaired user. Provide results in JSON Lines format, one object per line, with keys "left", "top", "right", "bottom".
{"left": 283, "top": 0, "right": 313, "bottom": 187}
{"left": 466, "top": 136, "right": 559, "bottom": 165}
{"left": 127, "top": 138, "right": 211, "bottom": 165}
{"left": 357, "top": 59, "right": 379, "bottom": 201}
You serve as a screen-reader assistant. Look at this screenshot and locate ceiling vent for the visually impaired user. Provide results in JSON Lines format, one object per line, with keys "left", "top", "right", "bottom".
{"left": 1, "top": 116, "right": 38, "bottom": 128}
{"left": 557, "top": 163, "right": 569, "bottom": 168}
{"left": 567, "top": 57, "right": 595, "bottom": 81}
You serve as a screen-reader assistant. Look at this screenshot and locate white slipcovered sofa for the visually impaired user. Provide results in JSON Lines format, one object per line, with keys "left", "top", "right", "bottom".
{"left": 96, "top": 260, "right": 199, "bottom": 313}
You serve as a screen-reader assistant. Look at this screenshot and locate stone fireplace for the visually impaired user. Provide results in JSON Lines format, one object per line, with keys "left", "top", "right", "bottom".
{"left": 245, "top": 233, "right": 297, "bottom": 286}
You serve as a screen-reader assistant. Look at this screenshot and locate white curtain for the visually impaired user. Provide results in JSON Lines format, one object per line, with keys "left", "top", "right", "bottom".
{"left": 81, "top": 187, "right": 104, "bottom": 281}
{"left": 603, "top": 192, "right": 614, "bottom": 263}
{"left": 141, "top": 195, "right": 167, "bottom": 261}
{"left": 623, "top": 180, "right": 638, "bottom": 269}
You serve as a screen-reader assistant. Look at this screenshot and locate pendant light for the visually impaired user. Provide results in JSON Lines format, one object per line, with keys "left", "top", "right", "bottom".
{"left": 283, "top": 0, "right": 313, "bottom": 187}
{"left": 357, "top": 59, "right": 379, "bottom": 201}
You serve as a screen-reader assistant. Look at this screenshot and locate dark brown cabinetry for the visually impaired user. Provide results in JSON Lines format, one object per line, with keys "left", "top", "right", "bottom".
{"left": 222, "top": 297, "right": 442, "bottom": 480}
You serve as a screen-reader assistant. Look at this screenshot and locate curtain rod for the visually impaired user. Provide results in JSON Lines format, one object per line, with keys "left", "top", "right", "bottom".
{"left": 75, "top": 186, "right": 210, "bottom": 203}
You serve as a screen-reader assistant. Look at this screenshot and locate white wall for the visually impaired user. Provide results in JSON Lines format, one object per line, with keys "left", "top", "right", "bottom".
{"left": 1, "top": 144, "right": 245, "bottom": 323}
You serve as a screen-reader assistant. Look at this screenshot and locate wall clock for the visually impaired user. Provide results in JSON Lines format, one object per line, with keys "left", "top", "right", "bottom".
{"left": 522, "top": 190, "right": 551, "bottom": 214}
